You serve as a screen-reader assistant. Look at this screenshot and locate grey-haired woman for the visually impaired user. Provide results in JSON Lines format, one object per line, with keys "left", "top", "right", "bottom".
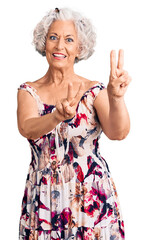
{"left": 17, "top": 7, "right": 131, "bottom": 240}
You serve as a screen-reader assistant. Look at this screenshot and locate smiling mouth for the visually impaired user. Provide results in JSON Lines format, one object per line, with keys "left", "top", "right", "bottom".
{"left": 52, "top": 53, "right": 66, "bottom": 59}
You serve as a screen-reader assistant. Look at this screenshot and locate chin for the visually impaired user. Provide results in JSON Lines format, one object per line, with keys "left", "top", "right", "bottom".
{"left": 49, "top": 60, "right": 74, "bottom": 69}
{"left": 50, "top": 62, "right": 67, "bottom": 69}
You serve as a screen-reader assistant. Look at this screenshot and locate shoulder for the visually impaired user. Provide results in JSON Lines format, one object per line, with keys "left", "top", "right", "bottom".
{"left": 17, "top": 81, "right": 39, "bottom": 103}
{"left": 93, "top": 87, "right": 108, "bottom": 110}
{"left": 78, "top": 77, "right": 106, "bottom": 100}
{"left": 21, "top": 80, "right": 45, "bottom": 94}
{"left": 25, "top": 80, "right": 39, "bottom": 89}
{"left": 85, "top": 79, "right": 106, "bottom": 95}
{"left": 88, "top": 80, "right": 100, "bottom": 88}
{"left": 77, "top": 75, "right": 102, "bottom": 88}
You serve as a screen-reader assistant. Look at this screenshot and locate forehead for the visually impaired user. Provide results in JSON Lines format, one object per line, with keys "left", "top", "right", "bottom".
{"left": 48, "top": 20, "right": 77, "bottom": 36}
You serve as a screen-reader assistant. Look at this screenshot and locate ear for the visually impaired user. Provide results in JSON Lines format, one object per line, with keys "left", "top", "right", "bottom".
{"left": 79, "top": 44, "right": 83, "bottom": 52}
{"left": 76, "top": 44, "right": 83, "bottom": 58}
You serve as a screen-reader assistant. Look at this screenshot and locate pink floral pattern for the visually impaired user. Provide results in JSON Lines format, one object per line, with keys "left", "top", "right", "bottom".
{"left": 18, "top": 82, "right": 125, "bottom": 239}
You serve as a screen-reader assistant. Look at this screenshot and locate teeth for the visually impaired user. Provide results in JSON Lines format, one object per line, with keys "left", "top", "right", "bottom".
{"left": 53, "top": 53, "right": 66, "bottom": 58}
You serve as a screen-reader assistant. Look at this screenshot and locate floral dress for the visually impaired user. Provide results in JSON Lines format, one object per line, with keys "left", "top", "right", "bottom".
{"left": 18, "top": 82, "right": 125, "bottom": 240}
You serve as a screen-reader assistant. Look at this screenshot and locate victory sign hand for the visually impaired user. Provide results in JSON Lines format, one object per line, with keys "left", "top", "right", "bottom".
{"left": 55, "top": 82, "right": 85, "bottom": 122}
{"left": 107, "top": 49, "right": 132, "bottom": 99}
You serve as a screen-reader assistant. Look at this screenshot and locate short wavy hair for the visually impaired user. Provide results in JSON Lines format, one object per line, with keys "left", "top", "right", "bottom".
{"left": 33, "top": 8, "right": 96, "bottom": 63}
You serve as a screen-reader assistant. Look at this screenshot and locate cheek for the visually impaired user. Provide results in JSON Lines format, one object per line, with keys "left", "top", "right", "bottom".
{"left": 45, "top": 42, "right": 52, "bottom": 52}
{"left": 45, "top": 51, "right": 52, "bottom": 64}
{"left": 45, "top": 43, "right": 53, "bottom": 61}
{"left": 68, "top": 46, "right": 79, "bottom": 57}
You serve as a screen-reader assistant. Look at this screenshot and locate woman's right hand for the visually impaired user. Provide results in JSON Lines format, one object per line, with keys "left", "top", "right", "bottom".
{"left": 17, "top": 81, "right": 85, "bottom": 140}
{"left": 54, "top": 82, "right": 85, "bottom": 122}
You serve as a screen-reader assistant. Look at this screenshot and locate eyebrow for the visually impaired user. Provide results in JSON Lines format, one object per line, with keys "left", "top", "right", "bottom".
{"left": 66, "top": 34, "right": 74, "bottom": 37}
{"left": 49, "top": 32, "right": 58, "bottom": 36}
{"left": 49, "top": 32, "right": 75, "bottom": 37}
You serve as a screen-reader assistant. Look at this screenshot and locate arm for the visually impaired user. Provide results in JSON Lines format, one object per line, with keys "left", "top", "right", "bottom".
{"left": 94, "top": 89, "right": 130, "bottom": 140}
{"left": 17, "top": 82, "right": 85, "bottom": 140}
{"left": 94, "top": 49, "right": 132, "bottom": 140}
{"left": 17, "top": 89, "right": 61, "bottom": 140}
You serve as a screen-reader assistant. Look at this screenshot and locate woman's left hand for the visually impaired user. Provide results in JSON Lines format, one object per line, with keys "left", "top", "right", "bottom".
{"left": 107, "top": 49, "right": 132, "bottom": 99}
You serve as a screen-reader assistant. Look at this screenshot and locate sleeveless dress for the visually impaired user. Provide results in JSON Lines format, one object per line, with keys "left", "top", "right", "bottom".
{"left": 18, "top": 82, "right": 125, "bottom": 240}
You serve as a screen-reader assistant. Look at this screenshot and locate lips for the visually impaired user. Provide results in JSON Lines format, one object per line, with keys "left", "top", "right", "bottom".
{"left": 52, "top": 53, "right": 66, "bottom": 59}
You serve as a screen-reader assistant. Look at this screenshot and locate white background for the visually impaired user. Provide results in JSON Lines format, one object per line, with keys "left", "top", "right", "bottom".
{"left": 0, "top": 0, "right": 148, "bottom": 239}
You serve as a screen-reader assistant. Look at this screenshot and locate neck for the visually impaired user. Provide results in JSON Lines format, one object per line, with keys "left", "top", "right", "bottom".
{"left": 43, "top": 66, "right": 78, "bottom": 87}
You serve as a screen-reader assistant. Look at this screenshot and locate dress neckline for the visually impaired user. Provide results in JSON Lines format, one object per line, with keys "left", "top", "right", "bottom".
{"left": 24, "top": 81, "right": 101, "bottom": 107}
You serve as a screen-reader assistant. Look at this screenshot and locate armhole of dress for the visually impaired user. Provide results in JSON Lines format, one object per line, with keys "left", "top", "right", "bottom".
{"left": 92, "top": 82, "right": 106, "bottom": 102}
{"left": 18, "top": 83, "right": 44, "bottom": 115}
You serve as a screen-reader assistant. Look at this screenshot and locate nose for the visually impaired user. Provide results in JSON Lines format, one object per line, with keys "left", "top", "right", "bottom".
{"left": 56, "top": 37, "right": 64, "bottom": 50}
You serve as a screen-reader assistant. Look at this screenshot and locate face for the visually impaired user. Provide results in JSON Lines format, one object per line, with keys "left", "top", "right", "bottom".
{"left": 45, "top": 20, "right": 80, "bottom": 69}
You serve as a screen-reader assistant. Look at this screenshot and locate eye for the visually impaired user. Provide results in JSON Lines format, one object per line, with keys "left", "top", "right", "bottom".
{"left": 49, "top": 35, "right": 57, "bottom": 40}
{"left": 66, "top": 38, "right": 74, "bottom": 42}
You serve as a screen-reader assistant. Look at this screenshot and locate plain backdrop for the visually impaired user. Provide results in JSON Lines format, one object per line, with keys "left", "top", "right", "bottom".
{"left": 1, "top": 0, "right": 148, "bottom": 239}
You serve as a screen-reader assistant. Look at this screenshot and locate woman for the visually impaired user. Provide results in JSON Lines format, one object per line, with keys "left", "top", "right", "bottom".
{"left": 17, "top": 7, "right": 131, "bottom": 240}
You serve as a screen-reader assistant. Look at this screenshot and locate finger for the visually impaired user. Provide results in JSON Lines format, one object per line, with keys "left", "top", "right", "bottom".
{"left": 116, "top": 69, "right": 128, "bottom": 78}
{"left": 120, "top": 75, "right": 132, "bottom": 87}
{"left": 111, "top": 74, "right": 128, "bottom": 86}
{"left": 110, "top": 50, "right": 117, "bottom": 76}
{"left": 67, "top": 83, "right": 73, "bottom": 102}
{"left": 56, "top": 100, "right": 64, "bottom": 114}
{"left": 61, "top": 101, "right": 70, "bottom": 116}
{"left": 62, "top": 99, "right": 69, "bottom": 108}
{"left": 121, "top": 76, "right": 132, "bottom": 87}
{"left": 65, "top": 105, "right": 73, "bottom": 115}
{"left": 120, "top": 79, "right": 131, "bottom": 87}
{"left": 117, "top": 49, "right": 124, "bottom": 69}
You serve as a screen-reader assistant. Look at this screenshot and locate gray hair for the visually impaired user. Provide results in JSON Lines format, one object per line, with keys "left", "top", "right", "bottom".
{"left": 33, "top": 8, "right": 96, "bottom": 63}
